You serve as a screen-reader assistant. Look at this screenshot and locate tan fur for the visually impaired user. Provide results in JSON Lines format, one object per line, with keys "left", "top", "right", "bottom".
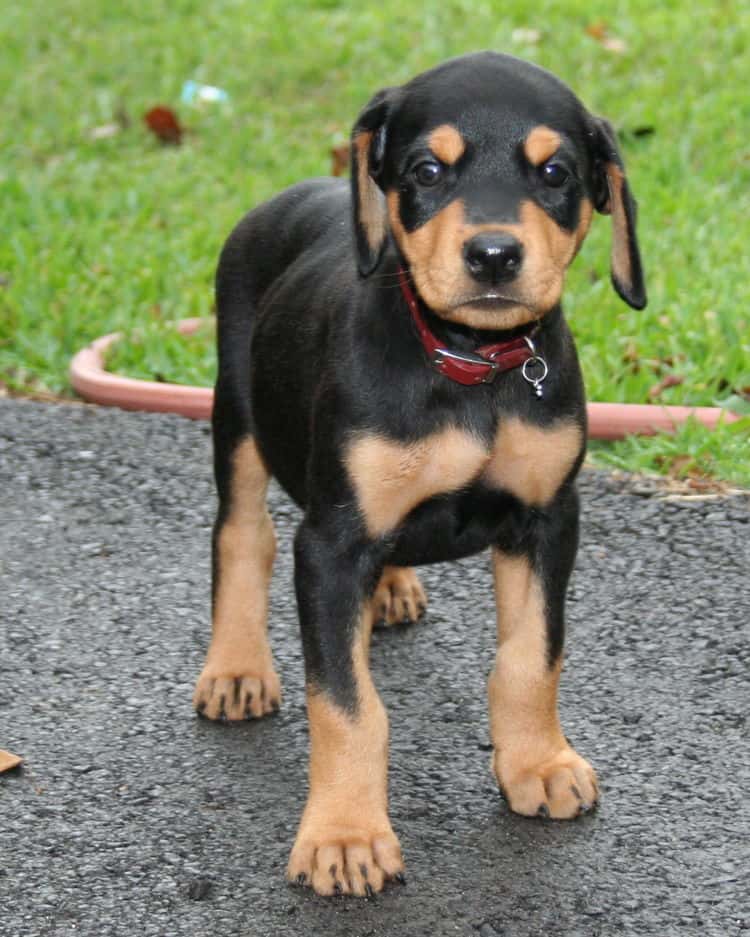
{"left": 387, "top": 194, "right": 469, "bottom": 315}
{"left": 605, "top": 164, "right": 632, "bottom": 290}
{"left": 387, "top": 193, "right": 583, "bottom": 329}
{"left": 372, "top": 566, "right": 428, "bottom": 625}
{"left": 345, "top": 427, "right": 488, "bottom": 537}
{"left": 575, "top": 197, "right": 594, "bottom": 253}
{"left": 193, "top": 437, "right": 281, "bottom": 721}
{"left": 354, "top": 130, "right": 387, "bottom": 252}
{"left": 483, "top": 418, "right": 584, "bottom": 506}
{"left": 348, "top": 417, "right": 581, "bottom": 538}
{"left": 428, "top": 123, "right": 466, "bottom": 165}
{"left": 488, "top": 551, "right": 598, "bottom": 818}
{"left": 509, "top": 200, "right": 582, "bottom": 314}
{"left": 287, "top": 607, "right": 404, "bottom": 896}
{"left": 523, "top": 125, "right": 562, "bottom": 166}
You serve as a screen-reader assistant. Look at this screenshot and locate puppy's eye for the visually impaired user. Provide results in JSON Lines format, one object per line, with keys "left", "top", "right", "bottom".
{"left": 413, "top": 160, "right": 443, "bottom": 186}
{"left": 541, "top": 161, "right": 569, "bottom": 188}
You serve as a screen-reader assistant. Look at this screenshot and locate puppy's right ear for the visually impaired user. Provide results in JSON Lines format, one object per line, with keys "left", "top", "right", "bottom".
{"left": 351, "top": 88, "right": 397, "bottom": 276}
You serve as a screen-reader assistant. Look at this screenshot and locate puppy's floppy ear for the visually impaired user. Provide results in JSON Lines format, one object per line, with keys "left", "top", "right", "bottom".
{"left": 351, "top": 87, "right": 397, "bottom": 276}
{"left": 588, "top": 117, "right": 647, "bottom": 310}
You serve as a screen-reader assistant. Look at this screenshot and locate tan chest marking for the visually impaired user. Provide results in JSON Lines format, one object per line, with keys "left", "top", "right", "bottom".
{"left": 483, "top": 418, "right": 583, "bottom": 506}
{"left": 345, "top": 428, "right": 488, "bottom": 537}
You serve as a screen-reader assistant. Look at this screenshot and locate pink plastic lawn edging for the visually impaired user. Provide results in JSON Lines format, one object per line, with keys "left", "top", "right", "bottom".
{"left": 70, "top": 319, "right": 741, "bottom": 439}
{"left": 70, "top": 319, "right": 213, "bottom": 421}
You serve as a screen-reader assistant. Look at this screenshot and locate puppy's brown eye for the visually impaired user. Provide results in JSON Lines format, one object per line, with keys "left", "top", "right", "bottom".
{"left": 413, "top": 160, "right": 443, "bottom": 186}
{"left": 541, "top": 161, "right": 569, "bottom": 187}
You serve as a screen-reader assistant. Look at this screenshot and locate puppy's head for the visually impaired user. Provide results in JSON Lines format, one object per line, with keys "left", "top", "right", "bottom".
{"left": 351, "top": 52, "right": 646, "bottom": 329}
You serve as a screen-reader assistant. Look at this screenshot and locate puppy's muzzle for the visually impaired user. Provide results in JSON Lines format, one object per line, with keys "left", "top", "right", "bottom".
{"left": 463, "top": 233, "right": 523, "bottom": 285}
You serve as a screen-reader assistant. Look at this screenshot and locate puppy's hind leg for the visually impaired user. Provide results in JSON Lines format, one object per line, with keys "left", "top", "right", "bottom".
{"left": 193, "top": 418, "right": 281, "bottom": 721}
{"left": 194, "top": 226, "right": 283, "bottom": 722}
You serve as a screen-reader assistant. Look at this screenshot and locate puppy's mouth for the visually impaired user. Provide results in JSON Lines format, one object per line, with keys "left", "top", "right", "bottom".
{"left": 454, "top": 292, "right": 525, "bottom": 311}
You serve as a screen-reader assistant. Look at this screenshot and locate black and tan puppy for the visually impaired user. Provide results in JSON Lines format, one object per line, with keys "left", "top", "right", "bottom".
{"left": 193, "top": 52, "right": 646, "bottom": 897}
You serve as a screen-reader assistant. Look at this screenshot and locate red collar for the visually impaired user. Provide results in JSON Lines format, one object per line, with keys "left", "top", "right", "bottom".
{"left": 398, "top": 268, "right": 545, "bottom": 390}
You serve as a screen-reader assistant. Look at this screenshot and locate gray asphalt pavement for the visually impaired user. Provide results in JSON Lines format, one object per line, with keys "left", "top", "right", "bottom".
{"left": 1, "top": 398, "right": 748, "bottom": 937}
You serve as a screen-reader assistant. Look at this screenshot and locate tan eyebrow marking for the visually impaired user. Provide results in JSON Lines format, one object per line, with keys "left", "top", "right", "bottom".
{"left": 524, "top": 125, "right": 562, "bottom": 166}
{"left": 428, "top": 124, "right": 466, "bottom": 165}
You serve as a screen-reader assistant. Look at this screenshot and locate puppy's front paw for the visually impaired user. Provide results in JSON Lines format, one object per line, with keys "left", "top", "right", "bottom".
{"left": 373, "top": 566, "right": 427, "bottom": 626}
{"left": 193, "top": 667, "right": 281, "bottom": 722}
{"left": 287, "top": 815, "right": 405, "bottom": 897}
{"left": 494, "top": 743, "right": 598, "bottom": 819}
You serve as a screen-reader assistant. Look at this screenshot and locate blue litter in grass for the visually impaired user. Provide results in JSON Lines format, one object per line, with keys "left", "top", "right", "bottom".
{"left": 181, "top": 81, "right": 230, "bottom": 105}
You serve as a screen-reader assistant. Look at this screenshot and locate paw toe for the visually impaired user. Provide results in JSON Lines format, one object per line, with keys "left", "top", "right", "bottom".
{"left": 497, "top": 746, "right": 599, "bottom": 820}
{"left": 288, "top": 830, "right": 404, "bottom": 898}
{"left": 193, "top": 668, "right": 281, "bottom": 722}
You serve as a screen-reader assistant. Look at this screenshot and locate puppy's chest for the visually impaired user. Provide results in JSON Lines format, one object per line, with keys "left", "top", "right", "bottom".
{"left": 345, "top": 418, "right": 583, "bottom": 538}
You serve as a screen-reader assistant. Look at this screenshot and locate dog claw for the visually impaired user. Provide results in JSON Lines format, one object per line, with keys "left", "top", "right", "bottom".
{"left": 537, "top": 803, "right": 550, "bottom": 818}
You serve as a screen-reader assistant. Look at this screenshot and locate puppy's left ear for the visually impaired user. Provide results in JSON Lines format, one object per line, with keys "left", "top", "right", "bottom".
{"left": 588, "top": 117, "right": 647, "bottom": 309}
{"left": 351, "top": 87, "right": 397, "bottom": 277}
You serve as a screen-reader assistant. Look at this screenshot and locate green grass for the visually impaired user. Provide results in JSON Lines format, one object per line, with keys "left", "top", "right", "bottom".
{"left": 1, "top": 0, "right": 748, "bottom": 485}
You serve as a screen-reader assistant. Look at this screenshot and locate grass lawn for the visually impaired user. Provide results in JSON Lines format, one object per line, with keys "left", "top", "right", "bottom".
{"left": 1, "top": 0, "right": 748, "bottom": 485}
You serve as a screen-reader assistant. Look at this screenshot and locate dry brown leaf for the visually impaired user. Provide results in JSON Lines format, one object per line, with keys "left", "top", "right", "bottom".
{"left": 330, "top": 144, "right": 350, "bottom": 176}
{"left": 90, "top": 123, "right": 121, "bottom": 141}
{"left": 602, "top": 37, "right": 628, "bottom": 54}
{"left": 656, "top": 453, "right": 691, "bottom": 474}
{"left": 585, "top": 20, "right": 608, "bottom": 40}
{"left": 511, "top": 28, "right": 542, "bottom": 44}
{"left": 586, "top": 21, "right": 627, "bottom": 53}
{"left": 143, "top": 105, "right": 183, "bottom": 145}
{"left": 648, "top": 374, "right": 685, "bottom": 399}
{"left": 653, "top": 455, "right": 727, "bottom": 494}
{"left": 686, "top": 475, "right": 722, "bottom": 493}
{"left": 622, "top": 342, "right": 640, "bottom": 363}
{"left": 0, "top": 749, "right": 23, "bottom": 773}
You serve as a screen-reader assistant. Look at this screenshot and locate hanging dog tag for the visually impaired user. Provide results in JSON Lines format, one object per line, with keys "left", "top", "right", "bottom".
{"left": 521, "top": 337, "right": 549, "bottom": 398}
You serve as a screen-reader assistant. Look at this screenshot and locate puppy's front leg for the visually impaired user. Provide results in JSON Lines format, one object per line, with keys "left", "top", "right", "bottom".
{"left": 489, "top": 487, "right": 599, "bottom": 819}
{"left": 287, "top": 521, "right": 404, "bottom": 897}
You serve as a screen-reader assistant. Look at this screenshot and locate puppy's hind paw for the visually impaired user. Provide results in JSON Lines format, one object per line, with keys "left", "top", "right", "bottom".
{"left": 373, "top": 566, "right": 427, "bottom": 627}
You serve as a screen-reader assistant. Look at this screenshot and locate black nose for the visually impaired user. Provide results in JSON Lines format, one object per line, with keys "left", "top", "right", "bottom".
{"left": 463, "top": 233, "right": 523, "bottom": 284}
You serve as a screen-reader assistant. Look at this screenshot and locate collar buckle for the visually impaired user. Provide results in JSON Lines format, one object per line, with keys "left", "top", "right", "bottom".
{"left": 432, "top": 348, "right": 499, "bottom": 383}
